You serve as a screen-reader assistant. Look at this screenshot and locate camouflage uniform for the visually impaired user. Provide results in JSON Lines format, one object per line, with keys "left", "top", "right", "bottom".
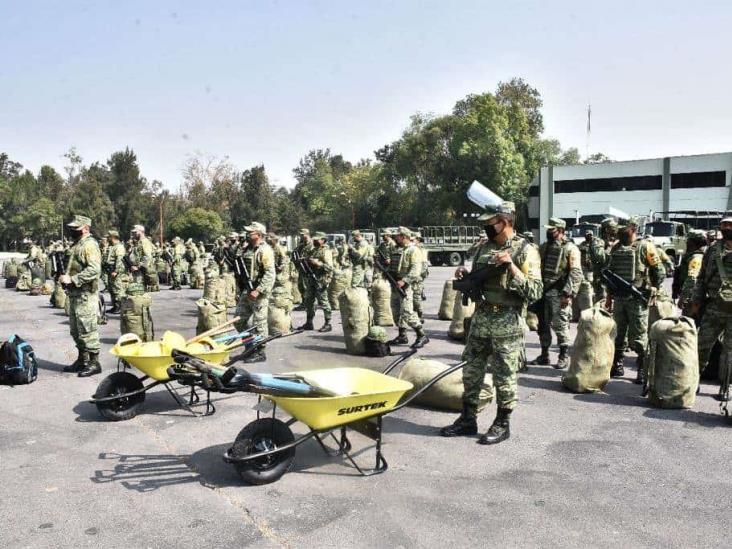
{"left": 674, "top": 235, "right": 705, "bottom": 318}
{"left": 535, "top": 219, "right": 583, "bottom": 366}
{"left": 235, "top": 230, "right": 276, "bottom": 336}
{"left": 133, "top": 232, "right": 158, "bottom": 292}
{"left": 348, "top": 233, "right": 374, "bottom": 288}
{"left": 269, "top": 238, "right": 291, "bottom": 293}
{"left": 106, "top": 233, "right": 130, "bottom": 310}
{"left": 302, "top": 233, "right": 334, "bottom": 328}
{"left": 293, "top": 230, "right": 314, "bottom": 303}
{"left": 588, "top": 220, "right": 618, "bottom": 302}
{"left": 170, "top": 238, "right": 186, "bottom": 289}
{"left": 607, "top": 230, "right": 664, "bottom": 381}
{"left": 387, "top": 228, "right": 428, "bottom": 347}
{"left": 411, "top": 239, "right": 429, "bottom": 319}
{"left": 375, "top": 233, "right": 396, "bottom": 276}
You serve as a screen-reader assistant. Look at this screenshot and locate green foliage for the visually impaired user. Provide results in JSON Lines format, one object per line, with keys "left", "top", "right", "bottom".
{"left": 168, "top": 207, "right": 224, "bottom": 241}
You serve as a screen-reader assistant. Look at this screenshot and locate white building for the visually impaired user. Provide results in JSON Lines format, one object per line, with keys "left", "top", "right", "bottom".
{"left": 528, "top": 151, "right": 732, "bottom": 239}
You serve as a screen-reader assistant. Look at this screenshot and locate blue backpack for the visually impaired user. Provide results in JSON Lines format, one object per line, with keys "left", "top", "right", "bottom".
{"left": 1, "top": 335, "right": 38, "bottom": 385}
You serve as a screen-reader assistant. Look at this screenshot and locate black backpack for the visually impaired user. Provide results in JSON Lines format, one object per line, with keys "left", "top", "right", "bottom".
{"left": 1, "top": 335, "right": 38, "bottom": 385}
{"left": 365, "top": 337, "right": 391, "bottom": 358}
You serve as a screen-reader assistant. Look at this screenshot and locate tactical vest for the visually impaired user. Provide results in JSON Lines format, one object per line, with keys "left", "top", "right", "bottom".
{"left": 388, "top": 248, "right": 403, "bottom": 276}
{"left": 475, "top": 237, "right": 528, "bottom": 308}
{"left": 541, "top": 241, "right": 567, "bottom": 285}
{"left": 66, "top": 235, "right": 100, "bottom": 294}
{"left": 610, "top": 243, "right": 646, "bottom": 286}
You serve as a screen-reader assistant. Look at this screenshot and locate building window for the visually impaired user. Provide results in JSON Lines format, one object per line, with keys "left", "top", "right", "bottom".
{"left": 671, "top": 171, "right": 726, "bottom": 189}
{"left": 554, "top": 175, "right": 662, "bottom": 193}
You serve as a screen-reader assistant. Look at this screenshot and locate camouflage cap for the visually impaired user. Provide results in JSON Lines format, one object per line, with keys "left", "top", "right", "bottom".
{"left": 721, "top": 214, "right": 732, "bottom": 224}
{"left": 543, "top": 217, "right": 566, "bottom": 230}
{"left": 173, "top": 236, "right": 182, "bottom": 242}
{"left": 600, "top": 217, "right": 618, "bottom": 228}
{"left": 687, "top": 230, "right": 707, "bottom": 246}
{"left": 132, "top": 224, "right": 145, "bottom": 233}
{"left": 312, "top": 231, "right": 327, "bottom": 240}
{"left": 107, "top": 229, "right": 120, "bottom": 238}
{"left": 228, "top": 231, "right": 239, "bottom": 239}
{"left": 67, "top": 214, "right": 92, "bottom": 228}
{"left": 351, "top": 230, "right": 361, "bottom": 237}
{"left": 396, "top": 226, "right": 412, "bottom": 237}
{"left": 381, "top": 229, "right": 393, "bottom": 236}
{"left": 244, "top": 222, "right": 266, "bottom": 234}
{"left": 627, "top": 216, "right": 641, "bottom": 227}
{"left": 477, "top": 201, "right": 515, "bottom": 221}
{"left": 299, "top": 228, "right": 310, "bottom": 236}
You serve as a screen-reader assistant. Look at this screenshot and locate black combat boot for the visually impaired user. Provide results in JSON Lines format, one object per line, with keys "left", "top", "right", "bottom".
{"left": 634, "top": 353, "right": 645, "bottom": 385}
{"left": 388, "top": 328, "right": 409, "bottom": 346}
{"left": 477, "top": 408, "right": 512, "bottom": 445}
{"left": 297, "top": 317, "right": 315, "bottom": 331}
{"left": 318, "top": 320, "right": 333, "bottom": 333}
{"left": 411, "top": 326, "right": 430, "bottom": 349}
{"left": 62, "top": 350, "right": 87, "bottom": 373}
{"left": 440, "top": 403, "right": 478, "bottom": 437}
{"left": 293, "top": 303, "right": 306, "bottom": 312}
{"left": 610, "top": 350, "right": 625, "bottom": 377}
{"left": 554, "top": 345, "right": 569, "bottom": 370}
{"left": 242, "top": 350, "right": 267, "bottom": 364}
{"left": 107, "top": 301, "right": 120, "bottom": 314}
{"left": 78, "top": 352, "right": 102, "bottom": 377}
{"left": 529, "top": 346, "right": 549, "bottom": 365}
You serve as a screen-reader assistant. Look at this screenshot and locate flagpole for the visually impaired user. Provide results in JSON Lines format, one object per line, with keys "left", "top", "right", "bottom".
{"left": 585, "top": 103, "right": 591, "bottom": 160}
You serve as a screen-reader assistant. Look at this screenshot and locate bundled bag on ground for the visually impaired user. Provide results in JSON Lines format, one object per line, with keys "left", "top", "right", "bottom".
{"left": 222, "top": 272, "right": 238, "bottom": 307}
{"left": 268, "top": 287, "right": 293, "bottom": 335}
{"left": 50, "top": 283, "right": 67, "bottom": 309}
{"left": 562, "top": 306, "right": 616, "bottom": 393}
{"left": 196, "top": 298, "right": 228, "bottom": 335}
{"left": 438, "top": 279, "right": 457, "bottom": 320}
{"left": 647, "top": 316, "right": 698, "bottom": 409}
{"left": 328, "top": 269, "right": 351, "bottom": 310}
{"left": 448, "top": 292, "right": 474, "bottom": 340}
{"left": 370, "top": 278, "right": 394, "bottom": 326}
{"left": 648, "top": 288, "right": 676, "bottom": 331}
{"left": 339, "top": 287, "right": 371, "bottom": 355}
{"left": 572, "top": 280, "right": 594, "bottom": 321}
{"left": 398, "top": 357, "right": 492, "bottom": 411}
{"left": 365, "top": 326, "right": 390, "bottom": 357}
{"left": 120, "top": 284, "right": 154, "bottom": 341}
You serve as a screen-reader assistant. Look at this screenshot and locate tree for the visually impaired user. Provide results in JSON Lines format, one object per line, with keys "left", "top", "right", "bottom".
{"left": 67, "top": 163, "right": 116, "bottom": 237}
{"left": 231, "top": 165, "right": 275, "bottom": 230}
{"left": 169, "top": 207, "right": 224, "bottom": 241}
{"left": 585, "top": 152, "right": 613, "bottom": 164}
{"left": 106, "top": 148, "right": 147, "bottom": 236}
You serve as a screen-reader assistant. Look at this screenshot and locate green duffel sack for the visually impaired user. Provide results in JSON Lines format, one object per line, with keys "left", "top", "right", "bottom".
{"left": 4, "top": 260, "right": 18, "bottom": 279}
{"left": 339, "top": 287, "right": 371, "bottom": 355}
{"left": 189, "top": 263, "right": 205, "bottom": 289}
{"left": 398, "top": 357, "right": 492, "bottom": 411}
{"left": 647, "top": 316, "right": 698, "bottom": 409}
{"left": 41, "top": 281, "right": 54, "bottom": 295}
{"left": 196, "top": 298, "right": 227, "bottom": 335}
{"left": 222, "top": 273, "right": 237, "bottom": 307}
{"left": 268, "top": 304, "right": 292, "bottom": 335}
{"left": 51, "top": 283, "right": 67, "bottom": 309}
{"left": 203, "top": 274, "right": 224, "bottom": 303}
{"left": 269, "top": 286, "right": 293, "bottom": 311}
{"left": 448, "top": 293, "right": 474, "bottom": 341}
{"left": 15, "top": 271, "right": 31, "bottom": 291}
{"left": 438, "top": 279, "right": 457, "bottom": 320}
{"left": 370, "top": 278, "right": 394, "bottom": 327}
{"left": 648, "top": 289, "right": 677, "bottom": 332}
{"left": 120, "top": 293, "right": 155, "bottom": 342}
{"left": 562, "top": 307, "right": 616, "bottom": 393}
{"left": 327, "top": 268, "right": 351, "bottom": 311}
{"left": 572, "top": 280, "right": 594, "bottom": 321}
{"left": 28, "top": 278, "right": 45, "bottom": 296}
{"left": 30, "top": 264, "right": 45, "bottom": 282}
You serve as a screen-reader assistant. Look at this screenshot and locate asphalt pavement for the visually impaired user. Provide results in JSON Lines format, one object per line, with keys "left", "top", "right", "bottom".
{"left": 1, "top": 267, "right": 730, "bottom": 548}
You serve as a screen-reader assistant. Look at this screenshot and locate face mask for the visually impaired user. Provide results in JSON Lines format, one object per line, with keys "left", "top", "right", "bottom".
{"left": 722, "top": 229, "right": 732, "bottom": 241}
{"left": 545, "top": 230, "right": 556, "bottom": 242}
{"left": 619, "top": 231, "right": 633, "bottom": 246}
{"left": 71, "top": 228, "right": 83, "bottom": 241}
{"left": 484, "top": 224, "right": 499, "bottom": 240}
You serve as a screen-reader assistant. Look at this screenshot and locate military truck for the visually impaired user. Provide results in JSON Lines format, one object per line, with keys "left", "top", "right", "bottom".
{"left": 569, "top": 222, "right": 600, "bottom": 245}
{"left": 643, "top": 220, "right": 687, "bottom": 265}
{"left": 418, "top": 225, "right": 482, "bottom": 266}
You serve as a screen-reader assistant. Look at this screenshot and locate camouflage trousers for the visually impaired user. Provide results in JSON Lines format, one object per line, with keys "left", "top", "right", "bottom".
{"left": 68, "top": 292, "right": 101, "bottom": 353}
{"left": 304, "top": 280, "right": 331, "bottom": 322}
{"left": 390, "top": 285, "right": 421, "bottom": 330}
{"left": 412, "top": 280, "right": 424, "bottom": 318}
{"left": 613, "top": 296, "right": 648, "bottom": 355}
{"left": 109, "top": 272, "right": 130, "bottom": 305}
{"left": 171, "top": 263, "right": 183, "bottom": 287}
{"left": 697, "top": 302, "right": 732, "bottom": 387}
{"left": 235, "top": 293, "right": 269, "bottom": 336}
{"left": 462, "top": 333, "right": 522, "bottom": 411}
{"left": 538, "top": 293, "right": 571, "bottom": 348}
{"left": 351, "top": 265, "right": 367, "bottom": 288}
{"left": 144, "top": 270, "right": 159, "bottom": 292}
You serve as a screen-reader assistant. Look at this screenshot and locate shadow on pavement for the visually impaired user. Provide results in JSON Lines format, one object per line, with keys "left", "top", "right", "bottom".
{"left": 91, "top": 451, "right": 209, "bottom": 492}
{"left": 642, "top": 407, "right": 730, "bottom": 427}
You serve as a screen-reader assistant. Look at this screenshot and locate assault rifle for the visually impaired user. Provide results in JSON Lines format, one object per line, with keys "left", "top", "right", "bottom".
{"left": 452, "top": 257, "right": 506, "bottom": 305}
{"left": 50, "top": 251, "right": 67, "bottom": 279}
{"left": 373, "top": 257, "right": 407, "bottom": 298}
{"left": 123, "top": 254, "right": 145, "bottom": 275}
{"left": 291, "top": 250, "right": 324, "bottom": 292}
{"left": 234, "top": 256, "right": 255, "bottom": 292}
{"left": 161, "top": 249, "right": 174, "bottom": 268}
{"left": 601, "top": 268, "right": 650, "bottom": 303}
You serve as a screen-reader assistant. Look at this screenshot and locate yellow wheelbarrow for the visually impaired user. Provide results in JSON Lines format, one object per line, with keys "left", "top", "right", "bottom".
{"left": 90, "top": 318, "right": 296, "bottom": 421}
{"left": 172, "top": 349, "right": 466, "bottom": 484}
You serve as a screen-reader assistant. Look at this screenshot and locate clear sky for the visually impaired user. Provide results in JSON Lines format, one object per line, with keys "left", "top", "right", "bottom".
{"left": 2, "top": 1, "right": 731, "bottom": 189}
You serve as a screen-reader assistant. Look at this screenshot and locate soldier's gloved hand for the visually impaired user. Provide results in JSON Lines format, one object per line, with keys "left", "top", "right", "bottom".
{"left": 454, "top": 266, "right": 468, "bottom": 279}
{"left": 248, "top": 289, "right": 260, "bottom": 301}
{"left": 59, "top": 274, "right": 72, "bottom": 286}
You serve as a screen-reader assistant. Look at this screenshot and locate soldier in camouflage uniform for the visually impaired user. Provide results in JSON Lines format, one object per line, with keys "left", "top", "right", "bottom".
{"left": 692, "top": 216, "right": 732, "bottom": 401}
{"left": 588, "top": 218, "right": 618, "bottom": 302}
{"left": 605, "top": 217, "right": 665, "bottom": 384}
{"left": 673, "top": 230, "right": 706, "bottom": 318}
{"left": 375, "top": 229, "right": 396, "bottom": 271}
{"left": 293, "top": 229, "right": 314, "bottom": 311}
{"left": 267, "top": 232, "right": 291, "bottom": 295}
{"left": 130, "top": 225, "right": 158, "bottom": 292}
{"left": 348, "top": 230, "right": 374, "bottom": 289}
{"left": 105, "top": 230, "right": 130, "bottom": 314}
{"left": 531, "top": 218, "right": 583, "bottom": 369}
{"left": 59, "top": 215, "right": 102, "bottom": 377}
{"left": 169, "top": 236, "right": 185, "bottom": 290}
{"left": 234, "top": 222, "right": 276, "bottom": 363}
{"left": 441, "top": 202, "right": 542, "bottom": 444}
{"left": 386, "top": 227, "right": 429, "bottom": 348}
{"left": 99, "top": 237, "right": 110, "bottom": 290}
{"left": 298, "top": 231, "right": 334, "bottom": 332}
{"left": 413, "top": 232, "right": 429, "bottom": 319}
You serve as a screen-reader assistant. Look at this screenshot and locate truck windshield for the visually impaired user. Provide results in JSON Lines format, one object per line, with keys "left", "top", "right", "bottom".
{"left": 570, "top": 224, "right": 598, "bottom": 238}
{"left": 644, "top": 222, "right": 674, "bottom": 237}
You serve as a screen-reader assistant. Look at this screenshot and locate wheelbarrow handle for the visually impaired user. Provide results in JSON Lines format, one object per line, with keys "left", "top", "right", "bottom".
{"left": 381, "top": 349, "right": 418, "bottom": 375}
{"left": 225, "top": 329, "right": 305, "bottom": 365}
{"left": 390, "top": 360, "right": 467, "bottom": 412}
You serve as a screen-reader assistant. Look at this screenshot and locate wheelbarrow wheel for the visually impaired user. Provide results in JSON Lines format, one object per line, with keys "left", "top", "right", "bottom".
{"left": 231, "top": 418, "right": 295, "bottom": 485}
{"left": 94, "top": 372, "right": 145, "bottom": 421}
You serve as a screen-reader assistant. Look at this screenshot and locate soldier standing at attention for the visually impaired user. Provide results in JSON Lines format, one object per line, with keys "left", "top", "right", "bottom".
{"left": 234, "top": 222, "right": 276, "bottom": 363}
{"left": 673, "top": 230, "right": 706, "bottom": 319}
{"left": 130, "top": 225, "right": 157, "bottom": 292}
{"left": 375, "top": 229, "right": 396, "bottom": 269}
{"left": 293, "top": 229, "right": 314, "bottom": 311}
{"left": 441, "top": 202, "right": 542, "bottom": 444}
{"left": 297, "top": 232, "right": 334, "bottom": 332}
{"left": 606, "top": 217, "right": 664, "bottom": 383}
{"left": 348, "top": 230, "right": 372, "bottom": 289}
{"left": 105, "top": 230, "right": 130, "bottom": 314}
{"left": 691, "top": 216, "right": 732, "bottom": 401}
{"left": 530, "top": 218, "right": 583, "bottom": 369}
{"left": 413, "top": 231, "right": 429, "bottom": 318}
{"left": 589, "top": 218, "right": 618, "bottom": 303}
{"left": 266, "top": 232, "right": 291, "bottom": 295}
{"left": 59, "top": 215, "right": 102, "bottom": 377}
{"left": 169, "top": 236, "right": 185, "bottom": 290}
{"left": 386, "top": 227, "right": 430, "bottom": 348}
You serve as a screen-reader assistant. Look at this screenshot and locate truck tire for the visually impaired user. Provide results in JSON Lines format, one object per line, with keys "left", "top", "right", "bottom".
{"left": 447, "top": 252, "right": 463, "bottom": 267}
